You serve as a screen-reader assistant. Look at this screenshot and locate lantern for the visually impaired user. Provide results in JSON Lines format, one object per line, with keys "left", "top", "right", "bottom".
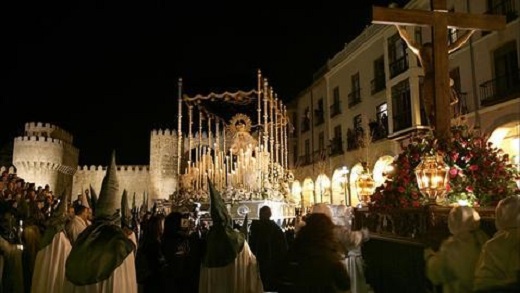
{"left": 415, "top": 154, "right": 449, "bottom": 204}
{"left": 355, "top": 164, "right": 375, "bottom": 206}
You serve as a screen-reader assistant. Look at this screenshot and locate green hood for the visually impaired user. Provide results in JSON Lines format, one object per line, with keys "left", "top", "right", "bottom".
{"left": 202, "top": 179, "right": 244, "bottom": 268}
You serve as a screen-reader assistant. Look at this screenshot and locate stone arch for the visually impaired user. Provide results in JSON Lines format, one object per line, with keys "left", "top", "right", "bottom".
{"left": 373, "top": 155, "right": 395, "bottom": 188}
{"left": 314, "top": 173, "right": 331, "bottom": 204}
{"left": 331, "top": 167, "right": 350, "bottom": 206}
{"left": 487, "top": 120, "right": 520, "bottom": 164}
{"left": 290, "top": 180, "right": 302, "bottom": 207}
{"left": 301, "top": 177, "right": 314, "bottom": 211}
{"left": 350, "top": 162, "right": 368, "bottom": 207}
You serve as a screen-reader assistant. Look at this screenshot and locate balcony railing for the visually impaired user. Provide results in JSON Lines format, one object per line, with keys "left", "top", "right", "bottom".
{"left": 301, "top": 119, "right": 311, "bottom": 133}
{"left": 297, "top": 149, "right": 329, "bottom": 166}
{"left": 329, "top": 137, "right": 344, "bottom": 156}
{"left": 314, "top": 109, "right": 324, "bottom": 126}
{"left": 330, "top": 103, "right": 341, "bottom": 117}
{"left": 371, "top": 75, "right": 386, "bottom": 95}
{"left": 453, "top": 92, "right": 469, "bottom": 117}
{"left": 348, "top": 89, "right": 362, "bottom": 108}
{"left": 479, "top": 69, "right": 520, "bottom": 106}
{"left": 298, "top": 154, "right": 312, "bottom": 166}
{"left": 389, "top": 56, "right": 409, "bottom": 78}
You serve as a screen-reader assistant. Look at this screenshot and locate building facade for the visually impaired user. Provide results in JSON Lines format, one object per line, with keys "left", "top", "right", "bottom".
{"left": 287, "top": 0, "right": 520, "bottom": 209}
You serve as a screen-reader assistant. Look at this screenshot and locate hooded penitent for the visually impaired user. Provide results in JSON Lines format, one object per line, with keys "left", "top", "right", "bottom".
{"left": 202, "top": 179, "right": 245, "bottom": 268}
{"left": 448, "top": 206, "right": 481, "bottom": 235}
{"left": 95, "top": 152, "right": 121, "bottom": 222}
{"left": 88, "top": 184, "right": 98, "bottom": 217}
{"left": 65, "top": 151, "right": 135, "bottom": 285}
{"left": 495, "top": 195, "right": 520, "bottom": 231}
{"left": 39, "top": 192, "right": 68, "bottom": 250}
{"left": 121, "top": 189, "right": 131, "bottom": 229}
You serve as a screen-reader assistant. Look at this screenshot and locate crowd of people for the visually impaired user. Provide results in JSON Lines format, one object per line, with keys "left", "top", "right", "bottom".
{"left": 0, "top": 153, "right": 519, "bottom": 293}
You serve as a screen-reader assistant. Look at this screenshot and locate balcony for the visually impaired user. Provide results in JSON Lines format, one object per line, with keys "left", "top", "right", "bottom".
{"left": 314, "top": 109, "right": 325, "bottom": 126}
{"left": 369, "top": 120, "right": 388, "bottom": 141}
{"left": 298, "top": 154, "right": 312, "bottom": 166}
{"left": 479, "top": 69, "right": 520, "bottom": 107}
{"left": 301, "top": 119, "right": 311, "bottom": 133}
{"left": 371, "top": 75, "right": 386, "bottom": 95}
{"left": 329, "top": 137, "right": 344, "bottom": 156}
{"left": 348, "top": 89, "right": 362, "bottom": 108}
{"left": 389, "top": 56, "right": 409, "bottom": 78}
{"left": 453, "top": 92, "right": 469, "bottom": 117}
{"left": 330, "top": 103, "right": 341, "bottom": 117}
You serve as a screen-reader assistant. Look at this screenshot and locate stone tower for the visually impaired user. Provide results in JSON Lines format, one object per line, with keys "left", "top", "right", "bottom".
{"left": 12, "top": 122, "right": 79, "bottom": 196}
{"left": 149, "top": 128, "right": 179, "bottom": 199}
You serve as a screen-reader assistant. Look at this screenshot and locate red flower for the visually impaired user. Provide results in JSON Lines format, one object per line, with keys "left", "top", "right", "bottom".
{"left": 468, "top": 165, "right": 479, "bottom": 171}
{"left": 449, "top": 167, "right": 458, "bottom": 178}
{"left": 398, "top": 186, "right": 406, "bottom": 193}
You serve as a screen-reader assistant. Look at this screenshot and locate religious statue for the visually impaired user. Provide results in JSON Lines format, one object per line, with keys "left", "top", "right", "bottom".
{"left": 394, "top": 22, "right": 475, "bottom": 126}
{"left": 228, "top": 113, "right": 258, "bottom": 155}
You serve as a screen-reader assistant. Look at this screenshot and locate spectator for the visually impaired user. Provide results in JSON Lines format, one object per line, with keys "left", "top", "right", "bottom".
{"left": 278, "top": 212, "right": 350, "bottom": 292}
{"left": 424, "top": 205, "right": 489, "bottom": 293}
{"left": 474, "top": 195, "right": 520, "bottom": 292}
{"left": 249, "top": 205, "right": 288, "bottom": 291}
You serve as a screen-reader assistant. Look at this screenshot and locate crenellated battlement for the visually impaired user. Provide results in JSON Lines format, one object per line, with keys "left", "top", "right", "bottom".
{"left": 151, "top": 129, "right": 178, "bottom": 136}
{"left": 76, "top": 165, "right": 150, "bottom": 172}
{"left": 13, "top": 136, "right": 80, "bottom": 157}
{"left": 15, "top": 135, "right": 64, "bottom": 145}
{"left": 25, "top": 122, "right": 59, "bottom": 131}
{"left": 24, "top": 121, "right": 74, "bottom": 144}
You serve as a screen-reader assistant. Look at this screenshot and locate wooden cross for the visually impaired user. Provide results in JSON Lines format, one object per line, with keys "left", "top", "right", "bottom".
{"left": 372, "top": 0, "right": 506, "bottom": 139}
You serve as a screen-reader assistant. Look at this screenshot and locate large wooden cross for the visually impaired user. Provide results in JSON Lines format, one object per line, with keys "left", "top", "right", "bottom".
{"left": 372, "top": 0, "right": 506, "bottom": 139}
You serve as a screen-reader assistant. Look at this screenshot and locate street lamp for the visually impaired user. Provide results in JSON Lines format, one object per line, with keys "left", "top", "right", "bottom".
{"left": 341, "top": 166, "right": 350, "bottom": 206}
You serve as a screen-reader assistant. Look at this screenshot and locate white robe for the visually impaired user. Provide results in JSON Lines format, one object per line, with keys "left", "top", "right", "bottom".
{"left": 31, "top": 232, "right": 71, "bottom": 293}
{"left": 63, "top": 230, "right": 138, "bottom": 293}
{"left": 425, "top": 230, "right": 489, "bottom": 293}
{"left": 474, "top": 228, "right": 520, "bottom": 291}
{"left": 198, "top": 241, "right": 264, "bottom": 293}
{"left": 335, "top": 227, "right": 370, "bottom": 293}
{"left": 66, "top": 216, "right": 88, "bottom": 244}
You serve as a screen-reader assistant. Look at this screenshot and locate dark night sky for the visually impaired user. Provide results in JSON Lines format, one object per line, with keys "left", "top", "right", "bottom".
{"left": 1, "top": 1, "right": 407, "bottom": 166}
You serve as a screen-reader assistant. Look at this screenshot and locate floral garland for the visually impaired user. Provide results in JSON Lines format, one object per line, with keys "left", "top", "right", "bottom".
{"left": 370, "top": 123, "right": 519, "bottom": 210}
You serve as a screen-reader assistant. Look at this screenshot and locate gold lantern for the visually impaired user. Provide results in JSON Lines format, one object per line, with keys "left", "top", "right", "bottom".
{"left": 355, "top": 163, "right": 375, "bottom": 207}
{"left": 415, "top": 154, "right": 449, "bottom": 204}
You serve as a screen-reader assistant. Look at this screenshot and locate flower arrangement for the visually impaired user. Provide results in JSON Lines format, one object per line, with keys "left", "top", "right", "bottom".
{"left": 370, "top": 123, "right": 519, "bottom": 210}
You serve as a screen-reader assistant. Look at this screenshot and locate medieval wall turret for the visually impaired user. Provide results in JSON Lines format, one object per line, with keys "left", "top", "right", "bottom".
{"left": 149, "top": 128, "right": 179, "bottom": 199}
{"left": 12, "top": 122, "right": 79, "bottom": 195}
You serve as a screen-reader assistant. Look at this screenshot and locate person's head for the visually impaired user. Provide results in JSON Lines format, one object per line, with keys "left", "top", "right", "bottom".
{"left": 495, "top": 195, "right": 520, "bottom": 231}
{"left": 163, "top": 211, "right": 190, "bottom": 237}
{"left": 67, "top": 205, "right": 75, "bottom": 218}
{"left": 259, "top": 205, "right": 272, "bottom": 221}
{"left": 74, "top": 205, "right": 89, "bottom": 221}
{"left": 143, "top": 214, "right": 164, "bottom": 243}
{"left": 294, "top": 213, "right": 339, "bottom": 251}
{"left": 448, "top": 205, "right": 481, "bottom": 235}
{"left": 311, "top": 203, "right": 333, "bottom": 221}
